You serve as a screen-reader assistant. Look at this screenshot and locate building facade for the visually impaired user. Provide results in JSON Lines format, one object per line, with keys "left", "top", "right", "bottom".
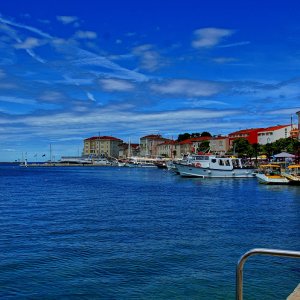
{"left": 190, "top": 137, "right": 211, "bottom": 153}
{"left": 139, "top": 134, "right": 169, "bottom": 157}
{"left": 210, "top": 136, "right": 230, "bottom": 154}
{"left": 83, "top": 136, "right": 123, "bottom": 158}
{"left": 118, "top": 143, "right": 140, "bottom": 158}
{"left": 257, "top": 125, "right": 292, "bottom": 145}
{"left": 228, "top": 128, "right": 264, "bottom": 147}
{"left": 156, "top": 140, "right": 180, "bottom": 158}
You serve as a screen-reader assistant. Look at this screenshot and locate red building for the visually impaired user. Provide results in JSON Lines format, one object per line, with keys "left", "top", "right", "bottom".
{"left": 228, "top": 128, "right": 264, "bottom": 147}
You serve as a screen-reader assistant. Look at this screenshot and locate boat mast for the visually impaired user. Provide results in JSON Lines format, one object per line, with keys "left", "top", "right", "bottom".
{"left": 50, "top": 143, "right": 52, "bottom": 162}
{"left": 128, "top": 138, "right": 131, "bottom": 158}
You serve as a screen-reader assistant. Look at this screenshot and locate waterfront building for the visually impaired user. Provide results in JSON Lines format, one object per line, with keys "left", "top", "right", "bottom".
{"left": 178, "top": 139, "right": 193, "bottom": 155}
{"left": 83, "top": 136, "right": 123, "bottom": 158}
{"left": 139, "top": 134, "right": 169, "bottom": 157}
{"left": 156, "top": 140, "right": 180, "bottom": 158}
{"left": 118, "top": 143, "right": 140, "bottom": 158}
{"left": 257, "top": 125, "right": 292, "bottom": 145}
{"left": 228, "top": 128, "right": 264, "bottom": 147}
{"left": 190, "top": 137, "right": 212, "bottom": 153}
{"left": 210, "top": 136, "right": 230, "bottom": 155}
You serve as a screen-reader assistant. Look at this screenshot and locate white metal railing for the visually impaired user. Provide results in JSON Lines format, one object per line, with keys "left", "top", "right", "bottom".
{"left": 236, "top": 248, "right": 300, "bottom": 300}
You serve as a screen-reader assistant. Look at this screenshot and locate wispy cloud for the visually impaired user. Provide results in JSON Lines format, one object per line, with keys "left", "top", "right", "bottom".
{"left": 14, "top": 37, "right": 44, "bottom": 49}
{"left": 100, "top": 79, "right": 135, "bottom": 92}
{"left": 266, "top": 107, "right": 300, "bottom": 115}
{"left": 212, "top": 57, "right": 238, "bottom": 64}
{"left": 151, "top": 79, "right": 225, "bottom": 97}
{"left": 56, "top": 16, "right": 79, "bottom": 25}
{"left": 0, "top": 95, "right": 36, "bottom": 105}
{"left": 0, "top": 16, "right": 52, "bottom": 38}
{"left": 0, "top": 69, "right": 6, "bottom": 78}
{"left": 192, "top": 27, "right": 234, "bottom": 48}
{"left": 74, "top": 30, "right": 97, "bottom": 39}
{"left": 219, "top": 41, "right": 250, "bottom": 48}
{"left": 133, "top": 44, "right": 163, "bottom": 71}
{"left": 86, "top": 92, "right": 96, "bottom": 101}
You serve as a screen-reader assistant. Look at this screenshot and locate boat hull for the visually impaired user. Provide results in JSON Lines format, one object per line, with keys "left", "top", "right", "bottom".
{"left": 256, "top": 173, "right": 289, "bottom": 184}
{"left": 177, "top": 164, "right": 255, "bottom": 178}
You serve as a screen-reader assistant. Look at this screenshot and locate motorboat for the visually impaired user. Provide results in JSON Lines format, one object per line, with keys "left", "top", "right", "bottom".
{"left": 282, "top": 164, "right": 300, "bottom": 185}
{"left": 256, "top": 164, "right": 289, "bottom": 184}
{"left": 176, "top": 155, "right": 255, "bottom": 178}
{"left": 126, "top": 156, "right": 157, "bottom": 167}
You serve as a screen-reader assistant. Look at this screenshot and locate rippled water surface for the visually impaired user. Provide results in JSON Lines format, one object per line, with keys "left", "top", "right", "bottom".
{"left": 0, "top": 165, "right": 299, "bottom": 299}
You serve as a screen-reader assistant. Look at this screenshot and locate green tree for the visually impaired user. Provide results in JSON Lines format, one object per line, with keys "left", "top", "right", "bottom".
{"left": 232, "top": 138, "right": 251, "bottom": 157}
{"left": 177, "top": 133, "right": 191, "bottom": 142}
{"left": 197, "top": 140, "right": 210, "bottom": 152}
{"left": 201, "top": 131, "right": 212, "bottom": 137}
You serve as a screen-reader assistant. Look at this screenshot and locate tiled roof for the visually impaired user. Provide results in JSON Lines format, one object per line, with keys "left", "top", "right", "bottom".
{"left": 229, "top": 128, "right": 264, "bottom": 136}
{"left": 85, "top": 136, "right": 121, "bottom": 141}
{"left": 141, "top": 134, "right": 163, "bottom": 139}
{"left": 157, "top": 140, "right": 178, "bottom": 146}
{"left": 258, "top": 125, "right": 289, "bottom": 132}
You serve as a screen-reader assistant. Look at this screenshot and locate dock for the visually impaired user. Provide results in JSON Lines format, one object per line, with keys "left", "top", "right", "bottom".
{"left": 287, "top": 284, "right": 300, "bottom": 300}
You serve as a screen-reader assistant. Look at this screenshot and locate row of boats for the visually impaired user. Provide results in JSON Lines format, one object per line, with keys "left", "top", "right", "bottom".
{"left": 166, "top": 155, "right": 300, "bottom": 185}
{"left": 60, "top": 154, "right": 300, "bottom": 185}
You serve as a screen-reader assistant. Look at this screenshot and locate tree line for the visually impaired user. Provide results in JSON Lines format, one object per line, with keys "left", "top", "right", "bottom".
{"left": 231, "top": 137, "right": 300, "bottom": 158}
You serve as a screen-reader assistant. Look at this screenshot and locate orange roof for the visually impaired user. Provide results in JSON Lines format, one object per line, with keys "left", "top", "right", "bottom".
{"left": 141, "top": 134, "right": 163, "bottom": 139}
{"left": 178, "top": 139, "right": 193, "bottom": 145}
{"left": 259, "top": 125, "right": 289, "bottom": 132}
{"left": 158, "top": 140, "right": 178, "bottom": 146}
{"left": 85, "top": 136, "right": 121, "bottom": 141}
{"left": 190, "top": 136, "right": 211, "bottom": 142}
{"left": 229, "top": 128, "right": 264, "bottom": 136}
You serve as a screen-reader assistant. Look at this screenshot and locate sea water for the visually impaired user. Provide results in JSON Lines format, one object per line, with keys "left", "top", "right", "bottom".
{"left": 0, "top": 165, "right": 299, "bottom": 299}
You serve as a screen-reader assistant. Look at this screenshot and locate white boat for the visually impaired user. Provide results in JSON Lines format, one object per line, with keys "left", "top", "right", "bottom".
{"left": 256, "top": 164, "right": 289, "bottom": 184}
{"left": 176, "top": 155, "right": 255, "bottom": 178}
{"left": 282, "top": 164, "right": 300, "bottom": 185}
{"left": 93, "top": 158, "right": 111, "bottom": 165}
{"left": 126, "top": 156, "right": 157, "bottom": 167}
{"left": 59, "top": 156, "right": 93, "bottom": 164}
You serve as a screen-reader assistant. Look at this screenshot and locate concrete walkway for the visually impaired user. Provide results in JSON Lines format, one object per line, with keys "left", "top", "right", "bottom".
{"left": 287, "top": 284, "right": 300, "bottom": 300}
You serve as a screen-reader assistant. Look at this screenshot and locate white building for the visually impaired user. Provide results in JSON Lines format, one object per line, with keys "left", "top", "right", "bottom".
{"left": 257, "top": 125, "right": 292, "bottom": 145}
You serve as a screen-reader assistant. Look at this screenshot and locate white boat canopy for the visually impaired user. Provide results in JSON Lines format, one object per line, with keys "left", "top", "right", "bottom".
{"left": 274, "top": 152, "right": 295, "bottom": 158}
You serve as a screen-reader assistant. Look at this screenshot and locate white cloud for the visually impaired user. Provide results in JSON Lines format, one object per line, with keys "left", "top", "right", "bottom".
{"left": 14, "top": 37, "right": 43, "bottom": 49}
{"left": 0, "top": 16, "right": 52, "bottom": 39}
{"left": 0, "top": 69, "right": 6, "bottom": 78}
{"left": 219, "top": 41, "right": 250, "bottom": 48}
{"left": 267, "top": 108, "right": 300, "bottom": 115}
{"left": 0, "top": 95, "right": 36, "bottom": 105}
{"left": 151, "top": 79, "right": 224, "bottom": 97}
{"left": 100, "top": 79, "right": 135, "bottom": 92}
{"left": 87, "top": 92, "right": 96, "bottom": 101}
{"left": 192, "top": 27, "right": 234, "bottom": 48}
{"left": 56, "top": 16, "right": 78, "bottom": 25}
{"left": 213, "top": 57, "right": 237, "bottom": 64}
{"left": 133, "top": 44, "right": 162, "bottom": 71}
{"left": 74, "top": 30, "right": 97, "bottom": 39}
{"left": 39, "top": 91, "right": 64, "bottom": 102}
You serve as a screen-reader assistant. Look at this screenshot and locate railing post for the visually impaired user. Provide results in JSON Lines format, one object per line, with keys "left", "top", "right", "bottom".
{"left": 236, "top": 248, "right": 300, "bottom": 300}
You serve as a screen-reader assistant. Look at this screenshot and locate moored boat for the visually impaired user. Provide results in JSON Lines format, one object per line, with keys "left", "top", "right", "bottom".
{"left": 282, "top": 164, "right": 300, "bottom": 185}
{"left": 256, "top": 164, "right": 289, "bottom": 184}
{"left": 176, "top": 155, "right": 255, "bottom": 178}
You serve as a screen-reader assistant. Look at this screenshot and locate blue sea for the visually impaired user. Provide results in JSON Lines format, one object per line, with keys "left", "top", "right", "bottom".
{"left": 0, "top": 165, "right": 299, "bottom": 299}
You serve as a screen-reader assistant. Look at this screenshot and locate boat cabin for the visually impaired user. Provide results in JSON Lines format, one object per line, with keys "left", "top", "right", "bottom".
{"left": 258, "top": 164, "right": 281, "bottom": 176}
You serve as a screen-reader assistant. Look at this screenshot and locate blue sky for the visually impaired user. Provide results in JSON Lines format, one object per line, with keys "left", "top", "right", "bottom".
{"left": 1, "top": 0, "right": 300, "bottom": 161}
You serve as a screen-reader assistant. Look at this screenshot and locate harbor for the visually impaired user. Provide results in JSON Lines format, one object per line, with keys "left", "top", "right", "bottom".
{"left": 1, "top": 164, "right": 299, "bottom": 299}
